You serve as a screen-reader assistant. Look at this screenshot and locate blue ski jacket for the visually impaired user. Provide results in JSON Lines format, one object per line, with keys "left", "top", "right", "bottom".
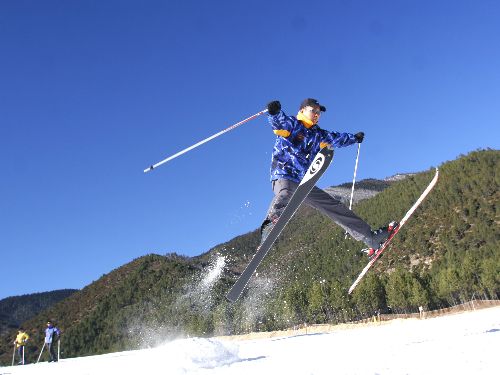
{"left": 45, "top": 326, "right": 60, "bottom": 344}
{"left": 267, "top": 110, "right": 357, "bottom": 183}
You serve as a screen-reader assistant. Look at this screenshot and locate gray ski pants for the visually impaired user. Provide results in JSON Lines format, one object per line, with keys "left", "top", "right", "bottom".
{"left": 263, "top": 179, "right": 373, "bottom": 246}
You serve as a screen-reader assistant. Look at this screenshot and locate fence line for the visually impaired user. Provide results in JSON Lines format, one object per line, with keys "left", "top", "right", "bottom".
{"left": 218, "top": 299, "right": 500, "bottom": 342}
{"left": 366, "top": 299, "right": 500, "bottom": 323}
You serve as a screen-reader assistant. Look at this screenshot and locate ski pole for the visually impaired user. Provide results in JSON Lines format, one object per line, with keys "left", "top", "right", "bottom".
{"left": 11, "top": 343, "right": 15, "bottom": 366}
{"left": 345, "top": 143, "right": 361, "bottom": 238}
{"left": 37, "top": 343, "right": 45, "bottom": 363}
{"left": 144, "top": 108, "right": 268, "bottom": 173}
{"left": 58, "top": 339, "right": 60, "bottom": 361}
{"left": 22, "top": 345, "right": 25, "bottom": 365}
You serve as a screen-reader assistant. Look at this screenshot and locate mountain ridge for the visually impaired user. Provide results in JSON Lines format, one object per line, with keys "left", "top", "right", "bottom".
{"left": 0, "top": 149, "right": 498, "bottom": 365}
{"left": 0, "top": 289, "right": 77, "bottom": 337}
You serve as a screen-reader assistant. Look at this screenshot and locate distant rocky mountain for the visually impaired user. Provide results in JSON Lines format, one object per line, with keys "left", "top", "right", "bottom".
{"left": 325, "top": 174, "right": 414, "bottom": 205}
{"left": 384, "top": 173, "right": 416, "bottom": 182}
{"left": 0, "top": 289, "right": 77, "bottom": 337}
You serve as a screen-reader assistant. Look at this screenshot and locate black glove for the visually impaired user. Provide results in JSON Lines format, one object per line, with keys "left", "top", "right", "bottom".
{"left": 267, "top": 100, "right": 281, "bottom": 115}
{"left": 354, "top": 132, "right": 364, "bottom": 143}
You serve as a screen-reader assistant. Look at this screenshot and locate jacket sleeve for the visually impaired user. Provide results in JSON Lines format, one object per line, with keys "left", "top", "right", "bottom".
{"left": 322, "top": 130, "right": 357, "bottom": 149}
{"left": 267, "top": 111, "right": 295, "bottom": 138}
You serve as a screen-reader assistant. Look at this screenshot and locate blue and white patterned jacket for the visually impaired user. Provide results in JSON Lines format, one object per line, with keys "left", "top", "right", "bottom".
{"left": 268, "top": 110, "right": 357, "bottom": 183}
{"left": 45, "top": 326, "right": 60, "bottom": 344}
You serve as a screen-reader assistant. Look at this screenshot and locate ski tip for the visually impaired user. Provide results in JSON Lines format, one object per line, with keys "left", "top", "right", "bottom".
{"left": 226, "top": 282, "right": 246, "bottom": 302}
{"left": 427, "top": 167, "right": 439, "bottom": 185}
{"left": 348, "top": 283, "right": 356, "bottom": 294}
{"left": 348, "top": 282, "right": 358, "bottom": 295}
{"left": 225, "top": 292, "right": 239, "bottom": 303}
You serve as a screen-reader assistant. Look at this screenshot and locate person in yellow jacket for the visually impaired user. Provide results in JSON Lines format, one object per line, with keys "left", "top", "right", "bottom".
{"left": 13, "top": 328, "right": 29, "bottom": 365}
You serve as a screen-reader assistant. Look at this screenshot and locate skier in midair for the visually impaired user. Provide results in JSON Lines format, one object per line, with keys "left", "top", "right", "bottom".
{"left": 261, "top": 98, "right": 396, "bottom": 256}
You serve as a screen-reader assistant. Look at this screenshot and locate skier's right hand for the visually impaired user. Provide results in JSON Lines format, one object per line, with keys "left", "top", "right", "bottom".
{"left": 267, "top": 100, "right": 281, "bottom": 115}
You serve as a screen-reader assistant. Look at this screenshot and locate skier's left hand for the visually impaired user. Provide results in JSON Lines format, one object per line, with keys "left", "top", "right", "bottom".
{"left": 354, "top": 132, "right": 364, "bottom": 143}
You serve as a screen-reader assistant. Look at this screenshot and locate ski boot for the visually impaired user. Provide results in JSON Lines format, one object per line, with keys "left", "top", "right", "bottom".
{"left": 260, "top": 216, "right": 279, "bottom": 245}
{"left": 362, "top": 221, "right": 399, "bottom": 259}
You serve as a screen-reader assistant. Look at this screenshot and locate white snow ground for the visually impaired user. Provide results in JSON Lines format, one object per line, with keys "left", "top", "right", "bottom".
{"left": 2, "top": 306, "right": 498, "bottom": 375}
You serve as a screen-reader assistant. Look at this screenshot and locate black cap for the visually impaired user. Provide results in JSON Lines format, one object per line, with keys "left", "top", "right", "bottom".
{"left": 299, "top": 98, "right": 326, "bottom": 112}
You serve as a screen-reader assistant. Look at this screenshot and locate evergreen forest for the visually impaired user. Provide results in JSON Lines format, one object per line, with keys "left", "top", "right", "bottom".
{"left": 0, "top": 149, "right": 498, "bottom": 365}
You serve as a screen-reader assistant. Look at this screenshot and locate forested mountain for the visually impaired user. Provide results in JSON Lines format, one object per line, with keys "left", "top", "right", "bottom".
{"left": 0, "top": 149, "right": 498, "bottom": 365}
{"left": 0, "top": 290, "right": 77, "bottom": 337}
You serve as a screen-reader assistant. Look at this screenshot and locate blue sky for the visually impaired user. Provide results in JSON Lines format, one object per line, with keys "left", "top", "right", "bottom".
{"left": 1, "top": 0, "right": 499, "bottom": 299}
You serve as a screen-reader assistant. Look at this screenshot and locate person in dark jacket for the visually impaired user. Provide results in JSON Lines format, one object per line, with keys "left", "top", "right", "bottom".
{"left": 261, "top": 98, "right": 396, "bottom": 255}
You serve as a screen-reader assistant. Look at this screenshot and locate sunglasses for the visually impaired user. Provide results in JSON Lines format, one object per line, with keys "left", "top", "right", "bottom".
{"left": 304, "top": 106, "right": 321, "bottom": 115}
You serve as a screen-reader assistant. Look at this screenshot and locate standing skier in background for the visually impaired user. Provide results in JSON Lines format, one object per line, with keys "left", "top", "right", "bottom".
{"left": 261, "top": 98, "right": 396, "bottom": 256}
{"left": 13, "top": 328, "right": 29, "bottom": 365}
{"left": 44, "top": 321, "right": 60, "bottom": 362}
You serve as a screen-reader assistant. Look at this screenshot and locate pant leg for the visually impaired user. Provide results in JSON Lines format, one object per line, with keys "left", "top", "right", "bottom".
{"left": 261, "top": 179, "right": 299, "bottom": 230}
{"left": 304, "top": 185, "right": 373, "bottom": 245}
{"left": 48, "top": 343, "right": 56, "bottom": 361}
{"left": 261, "top": 179, "right": 374, "bottom": 247}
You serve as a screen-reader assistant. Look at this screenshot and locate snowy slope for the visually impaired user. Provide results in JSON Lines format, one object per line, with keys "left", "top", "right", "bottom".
{"left": 2, "top": 306, "right": 498, "bottom": 375}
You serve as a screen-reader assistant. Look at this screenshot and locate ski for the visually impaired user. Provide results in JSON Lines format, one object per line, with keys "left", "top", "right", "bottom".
{"left": 348, "top": 168, "right": 439, "bottom": 294}
{"left": 226, "top": 147, "right": 334, "bottom": 302}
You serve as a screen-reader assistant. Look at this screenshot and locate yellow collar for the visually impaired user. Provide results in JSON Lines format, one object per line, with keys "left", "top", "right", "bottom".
{"left": 297, "top": 112, "right": 315, "bottom": 128}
